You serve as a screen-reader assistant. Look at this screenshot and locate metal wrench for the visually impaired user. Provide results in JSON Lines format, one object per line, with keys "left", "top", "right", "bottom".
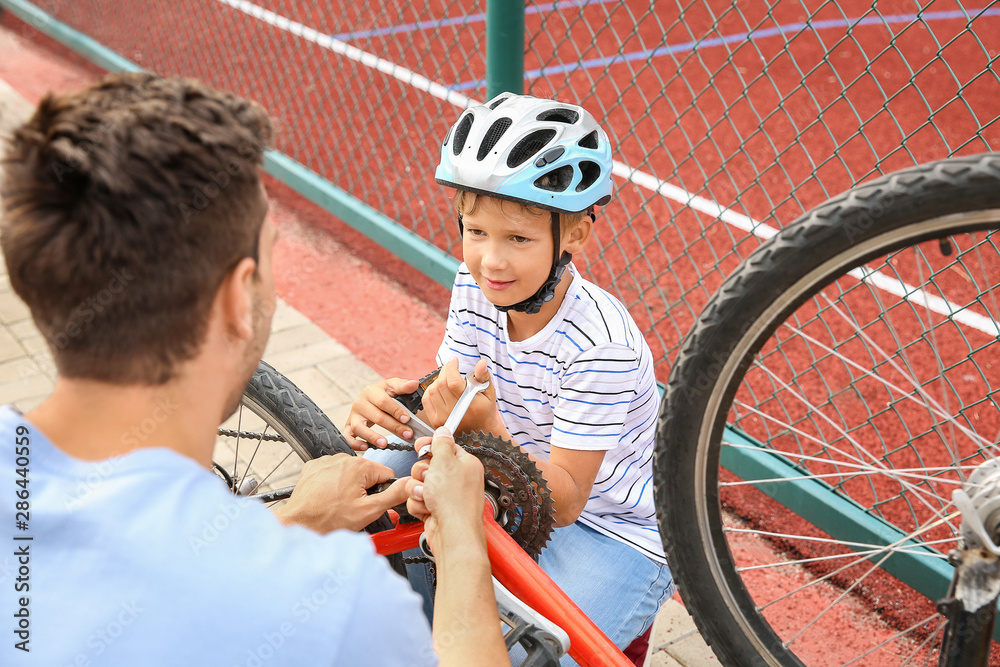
{"left": 417, "top": 371, "right": 490, "bottom": 458}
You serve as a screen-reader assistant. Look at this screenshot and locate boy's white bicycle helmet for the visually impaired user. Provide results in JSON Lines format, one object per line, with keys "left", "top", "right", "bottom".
{"left": 435, "top": 93, "right": 614, "bottom": 314}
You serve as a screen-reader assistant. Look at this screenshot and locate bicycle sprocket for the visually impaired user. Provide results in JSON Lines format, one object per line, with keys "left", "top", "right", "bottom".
{"left": 457, "top": 431, "right": 555, "bottom": 558}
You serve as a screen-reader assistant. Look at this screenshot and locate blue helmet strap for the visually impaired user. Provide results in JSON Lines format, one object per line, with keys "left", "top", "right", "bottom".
{"left": 496, "top": 211, "right": 570, "bottom": 315}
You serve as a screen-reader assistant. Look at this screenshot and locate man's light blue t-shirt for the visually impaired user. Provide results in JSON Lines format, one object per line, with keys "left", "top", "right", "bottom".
{"left": 0, "top": 406, "right": 436, "bottom": 666}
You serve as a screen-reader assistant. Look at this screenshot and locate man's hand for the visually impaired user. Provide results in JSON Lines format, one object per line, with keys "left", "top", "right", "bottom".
{"left": 406, "top": 428, "right": 510, "bottom": 666}
{"left": 421, "top": 359, "right": 500, "bottom": 434}
{"left": 405, "top": 427, "right": 486, "bottom": 555}
{"left": 344, "top": 377, "right": 420, "bottom": 450}
{"left": 274, "top": 454, "right": 408, "bottom": 533}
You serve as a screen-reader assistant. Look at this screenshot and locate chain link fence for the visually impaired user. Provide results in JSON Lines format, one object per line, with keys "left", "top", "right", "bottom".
{"left": 4, "top": 0, "right": 999, "bottom": 379}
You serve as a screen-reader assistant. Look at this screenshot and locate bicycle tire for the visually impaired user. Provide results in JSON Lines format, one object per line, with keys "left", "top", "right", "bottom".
{"left": 217, "top": 360, "right": 397, "bottom": 538}
{"left": 655, "top": 153, "right": 1000, "bottom": 666}
{"left": 242, "top": 360, "right": 353, "bottom": 460}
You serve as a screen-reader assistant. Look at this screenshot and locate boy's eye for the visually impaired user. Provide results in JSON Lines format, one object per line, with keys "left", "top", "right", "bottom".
{"left": 511, "top": 235, "right": 530, "bottom": 244}
{"left": 466, "top": 228, "right": 485, "bottom": 236}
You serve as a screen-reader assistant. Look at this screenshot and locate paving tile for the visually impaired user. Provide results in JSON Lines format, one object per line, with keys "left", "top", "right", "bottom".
{"left": 0, "top": 372, "right": 53, "bottom": 405}
{"left": 19, "top": 335, "right": 49, "bottom": 355}
{"left": 652, "top": 598, "right": 721, "bottom": 666}
{"left": 0, "top": 325, "right": 26, "bottom": 363}
{"left": 666, "top": 634, "right": 722, "bottom": 667}
{"left": 270, "top": 299, "right": 312, "bottom": 333}
{"left": 0, "top": 357, "right": 45, "bottom": 385}
{"left": 12, "top": 394, "right": 47, "bottom": 413}
{"left": 648, "top": 651, "right": 685, "bottom": 667}
{"left": 284, "top": 367, "right": 355, "bottom": 416}
{"left": 9, "top": 319, "right": 40, "bottom": 339}
{"left": 263, "top": 322, "right": 329, "bottom": 356}
{"left": 263, "top": 338, "right": 349, "bottom": 375}
{"left": 0, "top": 290, "right": 31, "bottom": 323}
{"left": 315, "top": 355, "right": 383, "bottom": 401}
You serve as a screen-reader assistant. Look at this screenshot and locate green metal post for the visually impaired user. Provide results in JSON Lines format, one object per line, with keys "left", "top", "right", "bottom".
{"left": 486, "top": 0, "right": 525, "bottom": 99}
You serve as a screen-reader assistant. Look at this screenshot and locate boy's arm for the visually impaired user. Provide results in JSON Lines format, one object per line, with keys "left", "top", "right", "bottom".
{"left": 422, "top": 359, "right": 607, "bottom": 526}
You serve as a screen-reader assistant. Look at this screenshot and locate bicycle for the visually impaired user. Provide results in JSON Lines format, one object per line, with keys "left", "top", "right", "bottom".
{"left": 214, "top": 360, "right": 637, "bottom": 667}
{"left": 654, "top": 152, "right": 1000, "bottom": 666}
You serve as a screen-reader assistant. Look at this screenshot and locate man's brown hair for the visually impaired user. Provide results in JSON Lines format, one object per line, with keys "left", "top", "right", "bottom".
{"left": 0, "top": 72, "right": 273, "bottom": 384}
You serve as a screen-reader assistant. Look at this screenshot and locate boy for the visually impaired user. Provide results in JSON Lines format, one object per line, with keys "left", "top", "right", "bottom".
{"left": 347, "top": 94, "right": 674, "bottom": 663}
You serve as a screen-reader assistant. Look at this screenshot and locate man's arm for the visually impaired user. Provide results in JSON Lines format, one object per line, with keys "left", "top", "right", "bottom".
{"left": 406, "top": 428, "right": 510, "bottom": 667}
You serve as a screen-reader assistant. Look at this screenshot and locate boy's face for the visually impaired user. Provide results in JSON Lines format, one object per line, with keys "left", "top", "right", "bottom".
{"left": 462, "top": 197, "right": 555, "bottom": 310}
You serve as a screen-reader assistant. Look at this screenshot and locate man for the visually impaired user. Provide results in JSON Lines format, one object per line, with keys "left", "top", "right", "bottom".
{"left": 0, "top": 72, "right": 507, "bottom": 666}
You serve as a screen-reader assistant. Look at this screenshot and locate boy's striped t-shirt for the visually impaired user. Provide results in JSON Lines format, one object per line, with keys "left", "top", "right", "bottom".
{"left": 437, "top": 263, "right": 665, "bottom": 562}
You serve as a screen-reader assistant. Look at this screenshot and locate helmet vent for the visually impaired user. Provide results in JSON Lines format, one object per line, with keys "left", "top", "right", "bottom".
{"left": 576, "top": 161, "right": 601, "bottom": 192}
{"left": 452, "top": 113, "right": 474, "bottom": 156}
{"left": 507, "top": 129, "right": 557, "bottom": 168}
{"left": 477, "top": 118, "right": 513, "bottom": 160}
{"left": 442, "top": 125, "right": 453, "bottom": 147}
{"left": 534, "top": 165, "right": 574, "bottom": 192}
{"left": 536, "top": 108, "right": 580, "bottom": 124}
{"left": 578, "top": 130, "right": 599, "bottom": 149}
{"left": 489, "top": 96, "right": 510, "bottom": 110}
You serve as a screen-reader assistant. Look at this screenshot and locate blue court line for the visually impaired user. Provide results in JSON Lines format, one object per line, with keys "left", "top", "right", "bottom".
{"left": 333, "top": 0, "right": 617, "bottom": 42}
{"left": 450, "top": 8, "right": 1000, "bottom": 91}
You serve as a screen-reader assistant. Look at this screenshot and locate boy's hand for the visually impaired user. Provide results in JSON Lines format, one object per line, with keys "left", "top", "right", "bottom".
{"left": 421, "top": 359, "right": 499, "bottom": 434}
{"left": 345, "top": 377, "right": 420, "bottom": 450}
{"left": 273, "top": 454, "right": 409, "bottom": 533}
{"left": 405, "top": 427, "right": 486, "bottom": 555}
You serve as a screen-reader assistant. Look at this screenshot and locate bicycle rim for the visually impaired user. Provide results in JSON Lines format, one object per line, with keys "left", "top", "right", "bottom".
{"left": 657, "top": 154, "right": 1000, "bottom": 666}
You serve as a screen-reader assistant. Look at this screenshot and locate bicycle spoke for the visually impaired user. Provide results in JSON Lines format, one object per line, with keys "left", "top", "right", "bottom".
{"left": 731, "top": 398, "right": 959, "bottom": 527}
{"left": 843, "top": 612, "right": 943, "bottom": 666}
{"left": 232, "top": 405, "right": 243, "bottom": 491}
{"left": 236, "top": 424, "right": 268, "bottom": 491}
{"left": 782, "top": 322, "right": 994, "bottom": 453}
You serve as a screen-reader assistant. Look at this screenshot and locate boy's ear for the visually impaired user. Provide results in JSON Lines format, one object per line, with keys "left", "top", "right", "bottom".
{"left": 562, "top": 215, "right": 593, "bottom": 254}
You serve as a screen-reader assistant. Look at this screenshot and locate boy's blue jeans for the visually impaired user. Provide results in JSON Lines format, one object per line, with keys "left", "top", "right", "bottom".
{"left": 365, "top": 446, "right": 675, "bottom": 666}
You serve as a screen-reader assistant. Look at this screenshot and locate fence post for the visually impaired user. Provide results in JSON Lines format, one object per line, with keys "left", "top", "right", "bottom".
{"left": 486, "top": 0, "right": 525, "bottom": 99}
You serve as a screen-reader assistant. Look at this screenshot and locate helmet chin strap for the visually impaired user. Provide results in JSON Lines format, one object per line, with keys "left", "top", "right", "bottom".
{"left": 495, "top": 211, "right": 567, "bottom": 315}
{"left": 457, "top": 209, "right": 594, "bottom": 316}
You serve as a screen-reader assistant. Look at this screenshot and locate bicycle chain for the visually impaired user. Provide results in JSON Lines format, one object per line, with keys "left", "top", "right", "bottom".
{"left": 217, "top": 427, "right": 286, "bottom": 442}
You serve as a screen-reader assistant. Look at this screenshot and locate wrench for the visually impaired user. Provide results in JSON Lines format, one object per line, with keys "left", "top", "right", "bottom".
{"left": 417, "top": 371, "right": 490, "bottom": 458}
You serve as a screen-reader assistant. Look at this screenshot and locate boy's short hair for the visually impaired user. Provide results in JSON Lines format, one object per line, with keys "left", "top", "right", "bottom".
{"left": 451, "top": 190, "right": 590, "bottom": 229}
{"left": 0, "top": 72, "right": 272, "bottom": 385}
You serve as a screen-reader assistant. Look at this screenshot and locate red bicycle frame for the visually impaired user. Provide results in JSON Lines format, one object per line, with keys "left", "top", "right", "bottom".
{"left": 370, "top": 509, "right": 634, "bottom": 667}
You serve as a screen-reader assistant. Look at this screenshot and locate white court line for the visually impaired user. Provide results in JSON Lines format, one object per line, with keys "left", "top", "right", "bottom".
{"left": 213, "top": 0, "right": 475, "bottom": 109}
{"left": 216, "top": 0, "right": 1000, "bottom": 338}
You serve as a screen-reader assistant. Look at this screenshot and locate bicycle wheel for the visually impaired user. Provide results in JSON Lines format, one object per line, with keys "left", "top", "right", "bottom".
{"left": 214, "top": 360, "right": 353, "bottom": 504}
{"left": 655, "top": 153, "right": 1000, "bottom": 666}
